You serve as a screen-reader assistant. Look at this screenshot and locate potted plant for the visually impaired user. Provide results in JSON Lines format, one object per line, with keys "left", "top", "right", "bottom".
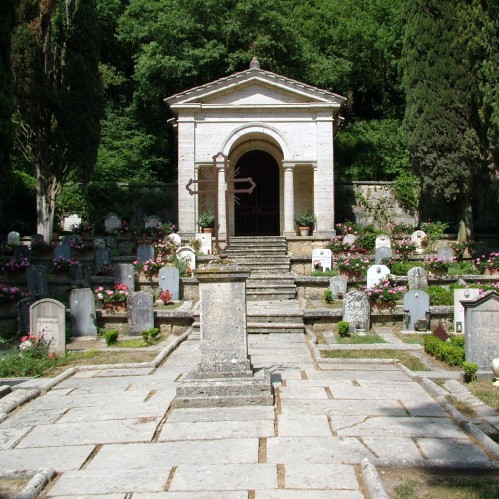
{"left": 295, "top": 209, "right": 316, "bottom": 236}
{"left": 198, "top": 210, "right": 216, "bottom": 233}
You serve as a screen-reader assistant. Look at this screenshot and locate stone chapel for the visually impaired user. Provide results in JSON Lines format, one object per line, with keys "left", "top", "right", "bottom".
{"left": 164, "top": 58, "right": 346, "bottom": 239}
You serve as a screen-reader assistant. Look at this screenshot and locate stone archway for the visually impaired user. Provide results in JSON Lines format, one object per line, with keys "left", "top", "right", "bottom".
{"left": 234, "top": 150, "right": 280, "bottom": 236}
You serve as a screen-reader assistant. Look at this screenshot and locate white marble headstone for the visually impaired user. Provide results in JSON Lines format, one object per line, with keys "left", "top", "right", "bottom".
{"left": 144, "top": 215, "right": 162, "bottom": 229}
{"left": 177, "top": 246, "right": 196, "bottom": 271}
{"left": 366, "top": 265, "right": 390, "bottom": 289}
{"left": 7, "top": 231, "right": 20, "bottom": 246}
{"left": 410, "top": 230, "right": 427, "bottom": 254}
{"left": 342, "top": 234, "right": 357, "bottom": 246}
{"left": 63, "top": 213, "right": 82, "bottom": 232}
{"left": 311, "top": 248, "right": 332, "bottom": 271}
{"left": 195, "top": 233, "right": 212, "bottom": 255}
{"left": 375, "top": 235, "right": 391, "bottom": 249}
{"left": 104, "top": 213, "right": 121, "bottom": 232}
{"left": 454, "top": 288, "right": 480, "bottom": 335}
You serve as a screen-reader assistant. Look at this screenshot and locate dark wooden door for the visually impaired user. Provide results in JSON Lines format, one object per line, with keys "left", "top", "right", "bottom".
{"left": 234, "top": 150, "right": 280, "bottom": 236}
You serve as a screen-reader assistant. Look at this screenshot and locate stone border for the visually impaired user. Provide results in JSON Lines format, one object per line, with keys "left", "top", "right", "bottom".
{"left": 0, "top": 467, "right": 56, "bottom": 499}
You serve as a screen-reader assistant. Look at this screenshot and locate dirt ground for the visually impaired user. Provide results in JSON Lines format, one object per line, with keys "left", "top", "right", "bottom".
{"left": 0, "top": 477, "right": 29, "bottom": 499}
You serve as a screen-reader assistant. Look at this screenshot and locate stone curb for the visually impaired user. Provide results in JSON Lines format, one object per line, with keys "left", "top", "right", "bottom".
{"left": 372, "top": 458, "right": 499, "bottom": 470}
{"left": 0, "top": 388, "right": 40, "bottom": 419}
{"left": 0, "top": 467, "right": 56, "bottom": 499}
{"left": 361, "top": 459, "right": 389, "bottom": 499}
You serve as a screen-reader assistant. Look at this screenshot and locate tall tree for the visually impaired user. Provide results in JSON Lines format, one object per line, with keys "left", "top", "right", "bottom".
{"left": 400, "top": 0, "right": 487, "bottom": 240}
{"left": 11, "top": 0, "right": 104, "bottom": 241}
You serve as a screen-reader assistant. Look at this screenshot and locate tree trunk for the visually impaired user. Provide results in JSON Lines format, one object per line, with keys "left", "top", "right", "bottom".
{"left": 36, "top": 166, "right": 57, "bottom": 243}
{"left": 457, "top": 197, "right": 474, "bottom": 242}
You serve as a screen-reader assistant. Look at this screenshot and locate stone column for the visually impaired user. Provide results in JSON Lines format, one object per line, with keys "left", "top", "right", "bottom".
{"left": 283, "top": 162, "right": 295, "bottom": 237}
{"left": 217, "top": 161, "right": 227, "bottom": 239}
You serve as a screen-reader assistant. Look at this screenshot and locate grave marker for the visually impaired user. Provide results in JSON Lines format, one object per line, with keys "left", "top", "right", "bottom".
{"left": 70, "top": 288, "right": 97, "bottom": 337}
{"left": 30, "top": 298, "right": 66, "bottom": 356}
{"left": 407, "top": 267, "right": 429, "bottom": 292}
{"left": 104, "top": 213, "right": 121, "bottom": 232}
{"left": 95, "top": 247, "right": 112, "bottom": 274}
{"left": 137, "top": 244, "right": 154, "bottom": 263}
{"left": 26, "top": 265, "right": 49, "bottom": 298}
{"left": 115, "top": 263, "right": 135, "bottom": 292}
{"left": 438, "top": 246, "right": 455, "bottom": 262}
{"left": 343, "top": 290, "right": 370, "bottom": 335}
{"left": 454, "top": 288, "right": 480, "bottom": 334}
{"left": 343, "top": 234, "right": 357, "bottom": 247}
{"left": 375, "top": 235, "right": 391, "bottom": 248}
{"left": 13, "top": 245, "right": 30, "bottom": 260}
{"left": 375, "top": 246, "right": 392, "bottom": 265}
{"left": 169, "top": 233, "right": 182, "bottom": 247}
{"left": 176, "top": 246, "right": 196, "bottom": 272}
{"left": 144, "top": 215, "right": 162, "bottom": 229}
{"left": 312, "top": 248, "right": 332, "bottom": 271}
{"left": 17, "top": 296, "right": 37, "bottom": 335}
{"left": 329, "top": 275, "right": 348, "bottom": 299}
{"left": 411, "top": 230, "right": 427, "bottom": 254}
{"left": 54, "top": 244, "right": 72, "bottom": 260}
{"left": 7, "top": 231, "right": 20, "bottom": 246}
{"left": 70, "top": 264, "right": 91, "bottom": 288}
{"left": 366, "top": 264, "right": 390, "bottom": 289}
{"left": 159, "top": 267, "right": 180, "bottom": 300}
{"left": 195, "top": 233, "right": 212, "bottom": 255}
{"left": 127, "top": 291, "right": 154, "bottom": 335}
{"left": 63, "top": 213, "right": 81, "bottom": 232}
{"left": 403, "top": 290, "right": 430, "bottom": 331}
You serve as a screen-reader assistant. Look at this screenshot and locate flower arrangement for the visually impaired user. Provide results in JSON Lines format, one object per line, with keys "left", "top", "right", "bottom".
{"left": 0, "top": 283, "right": 30, "bottom": 304}
{"left": 2, "top": 257, "right": 31, "bottom": 273}
{"left": 49, "top": 256, "right": 80, "bottom": 272}
{"left": 153, "top": 238, "right": 177, "bottom": 259}
{"left": 474, "top": 252, "right": 499, "bottom": 274}
{"left": 335, "top": 221, "right": 357, "bottom": 235}
{"left": 425, "top": 257, "right": 453, "bottom": 273}
{"left": 30, "top": 240, "right": 54, "bottom": 254}
{"left": 364, "top": 279, "right": 407, "bottom": 304}
{"left": 393, "top": 238, "right": 417, "bottom": 261}
{"left": 388, "top": 222, "right": 414, "bottom": 236}
{"left": 450, "top": 241, "right": 473, "bottom": 261}
{"left": 97, "top": 264, "right": 115, "bottom": 277}
{"left": 117, "top": 221, "right": 131, "bottom": 235}
{"left": 334, "top": 254, "right": 370, "bottom": 274}
{"left": 18, "top": 334, "right": 51, "bottom": 358}
{"left": 159, "top": 289, "right": 173, "bottom": 304}
{"left": 133, "top": 258, "right": 165, "bottom": 278}
{"left": 94, "top": 283, "right": 130, "bottom": 305}
{"left": 72, "top": 221, "right": 93, "bottom": 235}
{"left": 324, "top": 237, "right": 353, "bottom": 254}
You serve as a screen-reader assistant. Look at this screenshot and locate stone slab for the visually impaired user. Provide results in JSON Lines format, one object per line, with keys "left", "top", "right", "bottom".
{"left": 416, "top": 437, "right": 489, "bottom": 461}
{"left": 134, "top": 494, "right": 246, "bottom": 499}
{"left": 362, "top": 437, "right": 423, "bottom": 460}
{"left": 167, "top": 406, "right": 274, "bottom": 423}
{"left": 170, "top": 464, "right": 278, "bottom": 491}
{"left": 0, "top": 407, "right": 66, "bottom": 428}
{"left": 306, "top": 369, "right": 411, "bottom": 381}
{"left": 278, "top": 415, "right": 331, "bottom": 437}
{"left": 284, "top": 462, "right": 359, "bottom": 490}
{"left": 255, "top": 492, "right": 363, "bottom": 499}
{"left": 0, "top": 427, "right": 31, "bottom": 449}
{"left": 278, "top": 386, "right": 329, "bottom": 399}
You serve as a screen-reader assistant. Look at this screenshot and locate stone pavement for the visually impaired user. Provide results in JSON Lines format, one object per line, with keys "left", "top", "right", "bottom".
{"left": 1, "top": 331, "right": 497, "bottom": 497}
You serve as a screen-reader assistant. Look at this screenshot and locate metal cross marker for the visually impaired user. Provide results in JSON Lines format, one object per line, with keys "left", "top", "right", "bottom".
{"left": 186, "top": 152, "right": 255, "bottom": 253}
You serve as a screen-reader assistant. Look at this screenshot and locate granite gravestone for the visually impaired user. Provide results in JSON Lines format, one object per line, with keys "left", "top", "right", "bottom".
{"left": 54, "top": 244, "right": 72, "bottom": 260}
{"left": 17, "top": 296, "right": 37, "bottom": 335}
{"left": 7, "top": 231, "right": 20, "bottom": 246}
{"left": 311, "top": 248, "right": 332, "bottom": 271}
{"left": 127, "top": 291, "right": 154, "bottom": 335}
{"left": 438, "top": 246, "right": 455, "bottom": 262}
{"left": 70, "top": 264, "right": 91, "bottom": 288}
{"left": 176, "top": 246, "right": 196, "bottom": 272}
{"left": 411, "top": 230, "right": 427, "bottom": 254}
{"left": 95, "top": 247, "right": 112, "bottom": 274}
{"left": 366, "top": 264, "right": 390, "bottom": 289}
{"left": 375, "top": 235, "right": 391, "bottom": 248}
{"left": 159, "top": 267, "right": 180, "bottom": 300}
{"left": 115, "top": 263, "right": 135, "bottom": 292}
{"left": 403, "top": 290, "right": 430, "bottom": 331}
{"left": 104, "top": 213, "right": 121, "bottom": 232}
{"left": 463, "top": 291, "right": 499, "bottom": 369}
{"left": 454, "top": 288, "right": 480, "bottom": 335}
{"left": 343, "top": 290, "right": 370, "bottom": 334}
{"left": 13, "top": 245, "right": 30, "bottom": 260}
{"left": 70, "top": 288, "right": 97, "bottom": 337}
{"left": 407, "top": 267, "right": 429, "bottom": 292}
{"left": 375, "top": 246, "right": 392, "bottom": 265}
{"left": 26, "top": 265, "right": 49, "bottom": 298}
{"left": 343, "top": 234, "right": 357, "bottom": 247}
{"left": 329, "top": 275, "right": 348, "bottom": 299}
{"left": 144, "top": 215, "right": 162, "bottom": 229}
{"left": 137, "top": 244, "right": 155, "bottom": 263}
{"left": 30, "top": 298, "right": 66, "bottom": 356}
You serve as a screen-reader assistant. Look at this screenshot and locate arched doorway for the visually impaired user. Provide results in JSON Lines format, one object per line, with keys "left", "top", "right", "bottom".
{"left": 234, "top": 150, "right": 280, "bottom": 236}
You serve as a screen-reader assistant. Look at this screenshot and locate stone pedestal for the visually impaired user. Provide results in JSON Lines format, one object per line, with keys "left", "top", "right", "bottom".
{"left": 173, "top": 262, "right": 273, "bottom": 408}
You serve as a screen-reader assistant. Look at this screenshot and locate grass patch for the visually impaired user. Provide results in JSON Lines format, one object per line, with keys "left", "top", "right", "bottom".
{"left": 467, "top": 380, "right": 499, "bottom": 412}
{"left": 448, "top": 395, "right": 477, "bottom": 417}
{"left": 337, "top": 333, "right": 386, "bottom": 344}
{"left": 321, "top": 349, "right": 429, "bottom": 371}
{"left": 396, "top": 333, "right": 427, "bottom": 345}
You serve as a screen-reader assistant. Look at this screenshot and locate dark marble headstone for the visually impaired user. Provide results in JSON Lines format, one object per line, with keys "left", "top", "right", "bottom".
{"left": 26, "top": 265, "right": 49, "bottom": 298}
{"left": 137, "top": 244, "right": 154, "bottom": 263}
{"left": 403, "top": 290, "right": 430, "bottom": 331}
{"left": 159, "top": 267, "right": 180, "bottom": 300}
{"left": 95, "top": 247, "right": 112, "bottom": 274}
{"left": 13, "top": 245, "right": 30, "bottom": 260}
{"left": 70, "top": 264, "right": 91, "bottom": 288}
{"left": 54, "top": 244, "right": 72, "bottom": 260}
{"left": 343, "top": 290, "right": 370, "bottom": 334}
{"left": 115, "top": 263, "right": 135, "bottom": 292}
{"left": 16, "top": 296, "right": 37, "bottom": 335}
{"left": 127, "top": 291, "right": 154, "bottom": 335}
{"left": 70, "top": 288, "right": 97, "bottom": 337}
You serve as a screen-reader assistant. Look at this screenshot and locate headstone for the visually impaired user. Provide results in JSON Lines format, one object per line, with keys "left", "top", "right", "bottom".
{"left": 438, "top": 246, "right": 455, "bottom": 262}
{"left": 311, "top": 248, "right": 332, "bottom": 271}
{"left": 375, "top": 246, "right": 392, "bottom": 265}
{"left": 329, "top": 275, "right": 348, "bottom": 299}
{"left": 454, "top": 288, "right": 480, "bottom": 335}
{"left": 7, "top": 231, "right": 20, "bottom": 246}
{"left": 70, "top": 264, "right": 91, "bottom": 288}
{"left": 31, "top": 234, "right": 44, "bottom": 244}
{"left": 115, "top": 263, "right": 135, "bottom": 292}
{"left": 342, "top": 234, "right": 357, "bottom": 246}
{"left": 104, "top": 213, "right": 121, "bottom": 232}
{"left": 95, "top": 247, "right": 112, "bottom": 274}
{"left": 159, "top": 267, "right": 180, "bottom": 300}
{"left": 17, "top": 296, "right": 37, "bottom": 335}
{"left": 407, "top": 267, "right": 429, "bottom": 291}
{"left": 410, "top": 230, "right": 427, "bottom": 254}
{"left": 375, "top": 235, "right": 391, "bottom": 249}
{"left": 93, "top": 238, "right": 106, "bottom": 248}
{"left": 61, "top": 234, "right": 82, "bottom": 248}
{"left": 127, "top": 291, "right": 154, "bottom": 335}
{"left": 463, "top": 291, "right": 499, "bottom": 369}
{"left": 169, "top": 233, "right": 182, "bottom": 247}
{"left": 30, "top": 298, "right": 66, "bottom": 356}
{"left": 176, "top": 246, "right": 196, "bottom": 272}
{"left": 195, "top": 233, "right": 212, "bottom": 255}
{"left": 105, "top": 237, "right": 116, "bottom": 249}
{"left": 63, "top": 213, "right": 82, "bottom": 232}
{"left": 70, "top": 288, "right": 97, "bottom": 337}
{"left": 26, "top": 265, "right": 49, "bottom": 298}
{"left": 144, "top": 215, "right": 162, "bottom": 229}
{"left": 137, "top": 244, "right": 154, "bottom": 263}
{"left": 403, "top": 290, "right": 430, "bottom": 331}
{"left": 342, "top": 290, "right": 370, "bottom": 335}
{"left": 366, "top": 264, "right": 390, "bottom": 289}
{"left": 53, "top": 244, "right": 72, "bottom": 260}
{"left": 13, "top": 245, "right": 30, "bottom": 260}
{"left": 117, "top": 240, "right": 135, "bottom": 255}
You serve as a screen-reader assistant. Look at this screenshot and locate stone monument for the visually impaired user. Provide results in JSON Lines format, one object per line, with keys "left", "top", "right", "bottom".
{"left": 342, "top": 290, "right": 370, "bottom": 335}
{"left": 30, "top": 298, "right": 66, "bottom": 356}
{"left": 70, "top": 288, "right": 97, "bottom": 337}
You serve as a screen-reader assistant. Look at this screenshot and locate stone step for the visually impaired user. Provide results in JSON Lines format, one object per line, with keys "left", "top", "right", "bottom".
{"left": 231, "top": 256, "right": 290, "bottom": 264}
{"left": 247, "top": 322, "right": 305, "bottom": 334}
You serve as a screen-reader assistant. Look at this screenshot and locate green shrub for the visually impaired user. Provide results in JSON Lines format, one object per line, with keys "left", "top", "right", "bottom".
{"left": 443, "top": 345, "right": 465, "bottom": 366}
{"left": 324, "top": 289, "right": 334, "bottom": 304}
{"left": 424, "top": 334, "right": 465, "bottom": 366}
{"left": 337, "top": 321, "right": 350, "bottom": 337}
{"left": 428, "top": 286, "right": 453, "bottom": 306}
{"left": 0, "top": 350, "right": 58, "bottom": 377}
{"left": 462, "top": 361, "right": 478, "bottom": 382}
{"left": 450, "top": 335, "right": 465, "bottom": 348}
{"left": 141, "top": 327, "right": 160, "bottom": 344}
{"left": 390, "top": 261, "right": 424, "bottom": 276}
{"left": 355, "top": 233, "right": 377, "bottom": 251}
{"left": 104, "top": 330, "right": 119, "bottom": 346}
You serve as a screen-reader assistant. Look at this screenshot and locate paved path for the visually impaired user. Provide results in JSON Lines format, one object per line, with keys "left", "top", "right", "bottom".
{"left": 0, "top": 332, "right": 496, "bottom": 497}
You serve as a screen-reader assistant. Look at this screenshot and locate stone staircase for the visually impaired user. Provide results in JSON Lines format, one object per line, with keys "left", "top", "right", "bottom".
{"left": 192, "top": 236, "right": 304, "bottom": 335}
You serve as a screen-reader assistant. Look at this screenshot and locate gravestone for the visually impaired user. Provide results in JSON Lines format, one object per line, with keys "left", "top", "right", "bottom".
{"left": 375, "top": 235, "right": 391, "bottom": 248}
{"left": 454, "top": 288, "right": 480, "bottom": 335}
{"left": 13, "top": 245, "right": 30, "bottom": 260}
{"left": 17, "top": 296, "right": 37, "bottom": 335}
{"left": 343, "top": 234, "right": 357, "bottom": 247}
{"left": 366, "top": 264, "right": 390, "bottom": 289}
{"left": 176, "top": 246, "right": 196, "bottom": 271}
{"left": 7, "top": 231, "right": 20, "bottom": 246}
{"left": 104, "top": 213, "right": 121, "bottom": 232}
{"left": 70, "top": 288, "right": 97, "bottom": 337}
{"left": 410, "top": 230, "right": 427, "bottom": 254}
{"left": 311, "top": 248, "right": 332, "bottom": 271}
{"left": 137, "top": 244, "right": 154, "bottom": 263}
{"left": 169, "top": 233, "right": 182, "bottom": 247}
{"left": 463, "top": 291, "right": 499, "bottom": 369}
{"left": 30, "top": 298, "right": 66, "bottom": 356}
{"left": 115, "top": 263, "right": 135, "bottom": 292}
{"left": 63, "top": 213, "right": 81, "bottom": 232}
{"left": 195, "top": 233, "right": 212, "bottom": 255}
{"left": 93, "top": 238, "right": 106, "bottom": 248}
{"left": 61, "top": 234, "right": 82, "bottom": 248}
{"left": 117, "top": 240, "right": 135, "bottom": 255}
{"left": 403, "top": 290, "right": 430, "bottom": 331}
{"left": 127, "top": 291, "right": 154, "bottom": 335}
{"left": 159, "top": 267, "right": 180, "bottom": 300}
{"left": 31, "top": 234, "right": 44, "bottom": 245}
{"left": 70, "top": 264, "right": 91, "bottom": 288}
{"left": 26, "top": 265, "right": 49, "bottom": 298}
{"left": 407, "top": 267, "right": 429, "bottom": 292}
{"left": 438, "top": 246, "right": 455, "bottom": 262}
{"left": 105, "top": 237, "right": 116, "bottom": 249}
{"left": 144, "top": 215, "right": 162, "bottom": 229}
{"left": 342, "top": 290, "right": 370, "bottom": 334}
{"left": 329, "top": 275, "right": 348, "bottom": 299}
{"left": 375, "top": 246, "right": 392, "bottom": 265}
{"left": 95, "top": 247, "right": 112, "bottom": 274}
{"left": 53, "top": 244, "right": 72, "bottom": 260}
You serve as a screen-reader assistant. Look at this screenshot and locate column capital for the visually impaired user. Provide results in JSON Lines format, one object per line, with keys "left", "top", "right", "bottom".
{"left": 282, "top": 161, "right": 295, "bottom": 171}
